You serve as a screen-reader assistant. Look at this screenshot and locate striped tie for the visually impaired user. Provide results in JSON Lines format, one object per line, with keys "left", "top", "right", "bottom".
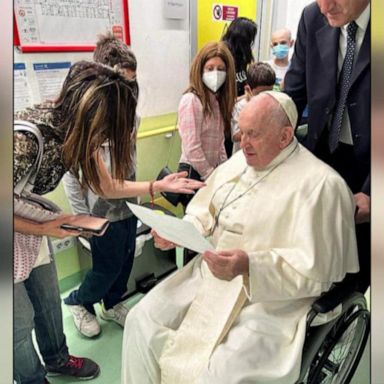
{"left": 328, "top": 21, "right": 358, "bottom": 153}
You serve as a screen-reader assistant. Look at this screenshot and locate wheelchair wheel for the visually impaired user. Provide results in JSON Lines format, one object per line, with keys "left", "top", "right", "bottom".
{"left": 302, "top": 293, "right": 370, "bottom": 384}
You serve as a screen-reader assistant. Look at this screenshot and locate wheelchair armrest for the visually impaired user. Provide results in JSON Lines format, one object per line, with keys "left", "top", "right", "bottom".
{"left": 311, "top": 280, "right": 353, "bottom": 314}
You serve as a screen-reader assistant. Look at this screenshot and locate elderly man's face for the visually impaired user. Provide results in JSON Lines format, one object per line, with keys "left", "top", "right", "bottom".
{"left": 316, "top": 0, "right": 369, "bottom": 27}
{"left": 238, "top": 97, "right": 285, "bottom": 169}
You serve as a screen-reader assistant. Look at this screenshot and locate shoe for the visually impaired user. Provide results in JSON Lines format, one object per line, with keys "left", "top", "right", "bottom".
{"left": 43, "top": 379, "right": 51, "bottom": 384}
{"left": 100, "top": 302, "right": 129, "bottom": 327}
{"left": 67, "top": 304, "right": 101, "bottom": 337}
{"left": 46, "top": 355, "right": 100, "bottom": 379}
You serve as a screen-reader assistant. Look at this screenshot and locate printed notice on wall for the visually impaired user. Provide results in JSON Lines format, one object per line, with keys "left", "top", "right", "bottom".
{"left": 33, "top": 62, "right": 71, "bottom": 103}
{"left": 14, "top": 63, "right": 33, "bottom": 112}
{"left": 212, "top": 4, "right": 239, "bottom": 22}
{"left": 14, "top": 0, "right": 127, "bottom": 48}
{"left": 163, "top": 0, "right": 187, "bottom": 19}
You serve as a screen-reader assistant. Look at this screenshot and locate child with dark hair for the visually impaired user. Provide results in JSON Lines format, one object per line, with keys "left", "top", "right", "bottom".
{"left": 245, "top": 62, "right": 276, "bottom": 94}
{"left": 93, "top": 32, "right": 137, "bottom": 80}
{"left": 231, "top": 62, "right": 276, "bottom": 153}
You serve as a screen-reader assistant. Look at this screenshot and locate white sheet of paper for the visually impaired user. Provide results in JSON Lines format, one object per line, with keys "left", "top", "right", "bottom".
{"left": 127, "top": 202, "right": 214, "bottom": 254}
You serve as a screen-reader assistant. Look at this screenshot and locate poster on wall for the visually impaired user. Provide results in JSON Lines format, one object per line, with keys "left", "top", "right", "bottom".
{"left": 33, "top": 62, "right": 71, "bottom": 102}
{"left": 14, "top": 63, "right": 33, "bottom": 112}
{"left": 14, "top": 0, "right": 130, "bottom": 52}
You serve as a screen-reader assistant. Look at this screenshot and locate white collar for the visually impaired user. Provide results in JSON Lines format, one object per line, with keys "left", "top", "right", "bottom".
{"left": 342, "top": 3, "right": 370, "bottom": 33}
{"left": 249, "top": 137, "right": 299, "bottom": 174}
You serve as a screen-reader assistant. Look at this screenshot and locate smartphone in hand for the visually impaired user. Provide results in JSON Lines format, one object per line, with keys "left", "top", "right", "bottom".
{"left": 60, "top": 215, "right": 109, "bottom": 236}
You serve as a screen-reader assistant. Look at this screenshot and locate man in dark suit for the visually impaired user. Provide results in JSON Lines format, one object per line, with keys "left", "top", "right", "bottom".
{"left": 284, "top": 0, "right": 370, "bottom": 292}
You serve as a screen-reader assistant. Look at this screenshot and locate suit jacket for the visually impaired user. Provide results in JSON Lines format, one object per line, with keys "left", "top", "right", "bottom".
{"left": 284, "top": 2, "right": 370, "bottom": 195}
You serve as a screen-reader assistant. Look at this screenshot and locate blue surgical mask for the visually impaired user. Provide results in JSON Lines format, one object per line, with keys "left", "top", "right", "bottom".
{"left": 272, "top": 44, "right": 290, "bottom": 59}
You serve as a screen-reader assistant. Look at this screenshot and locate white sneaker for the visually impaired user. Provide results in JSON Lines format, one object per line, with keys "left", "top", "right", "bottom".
{"left": 67, "top": 305, "right": 101, "bottom": 338}
{"left": 100, "top": 303, "right": 129, "bottom": 327}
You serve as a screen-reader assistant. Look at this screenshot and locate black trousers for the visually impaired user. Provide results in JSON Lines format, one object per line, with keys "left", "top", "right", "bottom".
{"left": 314, "top": 132, "right": 370, "bottom": 293}
{"left": 65, "top": 217, "right": 137, "bottom": 312}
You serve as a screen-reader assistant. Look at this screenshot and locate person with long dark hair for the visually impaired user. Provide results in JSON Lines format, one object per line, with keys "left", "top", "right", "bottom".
{"left": 62, "top": 35, "right": 142, "bottom": 338}
{"left": 221, "top": 17, "right": 258, "bottom": 156}
{"left": 221, "top": 17, "right": 258, "bottom": 97}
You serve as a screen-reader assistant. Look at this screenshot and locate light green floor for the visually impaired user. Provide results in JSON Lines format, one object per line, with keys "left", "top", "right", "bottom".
{"left": 48, "top": 263, "right": 370, "bottom": 384}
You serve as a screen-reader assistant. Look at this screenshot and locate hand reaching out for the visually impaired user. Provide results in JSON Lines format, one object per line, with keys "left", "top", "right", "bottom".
{"left": 156, "top": 171, "right": 205, "bottom": 195}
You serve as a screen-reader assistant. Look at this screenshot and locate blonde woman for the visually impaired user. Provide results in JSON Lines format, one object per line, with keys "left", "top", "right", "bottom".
{"left": 177, "top": 41, "right": 237, "bottom": 208}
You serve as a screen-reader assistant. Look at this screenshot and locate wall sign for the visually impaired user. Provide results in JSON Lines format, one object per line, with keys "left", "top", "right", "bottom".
{"left": 33, "top": 62, "right": 71, "bottom": 101}
{"left": 198, "top": 1, "right": 256, "bottom": 50}
{"left": 14, "top": 63, "right": 33, "bottom": 112}
{"left": 164, "top": 0, "right": 187, "bottom": 20}
{"left": 212, "top": 4, "right": 238, "bottom": 22}
{"left": 14, "top": 0, "right": 131, "bottom": 52}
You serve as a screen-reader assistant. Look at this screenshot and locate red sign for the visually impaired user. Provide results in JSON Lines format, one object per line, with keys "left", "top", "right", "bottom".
{"left": 222, "top": 6, "right": 238, "bottom": 21}
{"left": 112, "top": 25, "right": 124, "bottom": 41}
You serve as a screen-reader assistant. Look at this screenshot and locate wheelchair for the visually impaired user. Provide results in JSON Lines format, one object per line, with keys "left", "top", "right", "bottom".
{"left": 296, "top": 279, "right": 370, "bottom": 384}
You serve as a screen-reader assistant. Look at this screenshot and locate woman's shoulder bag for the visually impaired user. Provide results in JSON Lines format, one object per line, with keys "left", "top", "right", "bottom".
{"left": 14, "top": 120, "right": 61, "bottom": 283}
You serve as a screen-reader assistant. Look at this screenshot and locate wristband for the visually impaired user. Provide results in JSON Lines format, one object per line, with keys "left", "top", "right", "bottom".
{"left": 149, "top": 180, "right": 155, "bottom": 208}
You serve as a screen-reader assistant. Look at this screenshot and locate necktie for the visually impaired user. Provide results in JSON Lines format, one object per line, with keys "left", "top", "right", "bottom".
{"left": 328, "top": 21, "right": 358, "bottom": 153}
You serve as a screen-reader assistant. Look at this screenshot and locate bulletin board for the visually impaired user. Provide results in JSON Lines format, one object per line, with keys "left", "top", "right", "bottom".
{"left": 197, "top": 1, "right": 257, "bottom": 50}
{"left": 14, "top": 0, "right": 130, "bottom": 52}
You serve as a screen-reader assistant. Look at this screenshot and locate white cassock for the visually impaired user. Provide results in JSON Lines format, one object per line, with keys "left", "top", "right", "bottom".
{"left": 122, "top": 138, "right": 359, "bottom": 384}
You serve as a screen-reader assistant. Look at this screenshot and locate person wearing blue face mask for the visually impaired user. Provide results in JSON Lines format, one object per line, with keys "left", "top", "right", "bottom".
{"left": 266, "top": 28, "right": 294, "bottom": 90}
{"left": 273, "top": 43, "right": 290, "bottom": 59}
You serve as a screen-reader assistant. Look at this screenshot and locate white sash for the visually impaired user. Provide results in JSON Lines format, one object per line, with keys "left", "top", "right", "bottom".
{"left": 159, "top": 260, "right": 248, "bottom": 384}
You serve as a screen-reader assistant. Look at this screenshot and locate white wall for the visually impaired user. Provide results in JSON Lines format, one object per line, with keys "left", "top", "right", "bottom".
{"left": 129, "top": 0, "right": 191, "bottom": 117}
{"left": 272, "top": 0, "right": 314, "bottom": 40}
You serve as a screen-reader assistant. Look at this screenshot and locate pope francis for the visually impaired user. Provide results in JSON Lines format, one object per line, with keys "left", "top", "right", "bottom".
{"left": 121, "top": 91, "right": 359, "bottom": 384}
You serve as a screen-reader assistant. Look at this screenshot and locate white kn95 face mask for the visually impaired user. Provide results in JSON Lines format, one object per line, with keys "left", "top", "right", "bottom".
{"left": 202, "top": 70, "right": 226, "bottom": 93}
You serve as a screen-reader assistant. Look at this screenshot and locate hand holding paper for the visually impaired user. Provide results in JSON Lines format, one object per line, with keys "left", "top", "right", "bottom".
{"left": 127, "top": 203, "right": 214, "bottom": 254}
{"left": 151, "top": 230, "right": 176, "bottom": 250}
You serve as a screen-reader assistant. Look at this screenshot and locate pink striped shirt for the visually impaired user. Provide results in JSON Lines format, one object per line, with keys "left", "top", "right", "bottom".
{"left": 178, "top": 92, "right": 227, "bottom": 180}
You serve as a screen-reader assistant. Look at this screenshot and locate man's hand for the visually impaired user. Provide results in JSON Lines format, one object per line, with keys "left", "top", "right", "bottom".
{"left": 354, "top": 192, "right": 370, "bottom": 224}
{"left": 202, "top": 249, "right": 249, "bottom": 281}
{"left": 151, "top": 230, "right": 177, "bottom": 250}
